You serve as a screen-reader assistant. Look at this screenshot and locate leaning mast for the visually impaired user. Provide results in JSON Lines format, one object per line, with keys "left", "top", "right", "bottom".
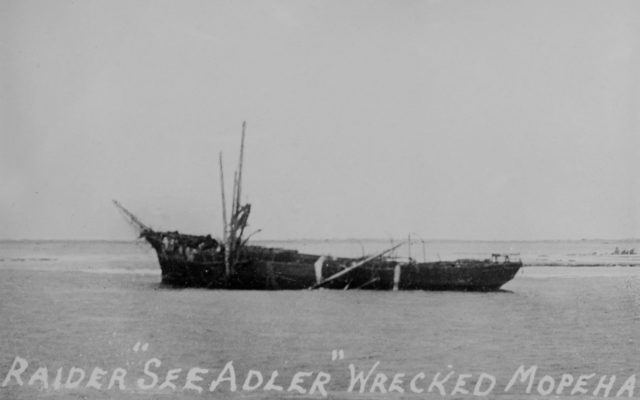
{"left": 221, "top": 121, "right": 249, "bottom": 280}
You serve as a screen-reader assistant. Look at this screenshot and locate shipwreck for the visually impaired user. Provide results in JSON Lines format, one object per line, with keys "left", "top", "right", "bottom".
{"left": 114, "top": 122, "right": 521, "bottom": 291}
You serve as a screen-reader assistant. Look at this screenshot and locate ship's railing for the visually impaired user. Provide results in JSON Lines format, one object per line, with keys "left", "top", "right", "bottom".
{"left": 491, "top": 253, "right": 521, "bottom": 263}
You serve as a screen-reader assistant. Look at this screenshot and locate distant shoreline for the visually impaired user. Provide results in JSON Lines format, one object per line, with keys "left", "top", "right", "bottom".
{"left": 1, "top": 238, "right": 639, "bottom": 243}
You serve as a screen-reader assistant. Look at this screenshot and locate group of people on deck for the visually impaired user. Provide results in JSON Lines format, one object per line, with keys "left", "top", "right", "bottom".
{"left": 159, "top": 233, "right": 222, "bottom": 262}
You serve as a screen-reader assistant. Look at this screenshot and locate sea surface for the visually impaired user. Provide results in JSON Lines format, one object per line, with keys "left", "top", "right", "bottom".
{"left": 1, "top": 239, "right": 639, "bottom": 400}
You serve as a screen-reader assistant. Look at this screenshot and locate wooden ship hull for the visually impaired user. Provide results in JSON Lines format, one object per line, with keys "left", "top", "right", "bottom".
{"left": 114, "top": 122, "right": 521, "bottom": 292}
{"left": 142, "top": 231, "right": 521, "bottom": 291}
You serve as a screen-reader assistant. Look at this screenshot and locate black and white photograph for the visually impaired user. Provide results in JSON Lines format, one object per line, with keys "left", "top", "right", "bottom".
{"left": 1, "top": 1, "right": 639, "bottom": 399}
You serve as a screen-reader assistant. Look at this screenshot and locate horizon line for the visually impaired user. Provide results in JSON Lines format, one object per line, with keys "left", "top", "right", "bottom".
{"left": 0, "top": 237, "right": 638, "bottom": 243}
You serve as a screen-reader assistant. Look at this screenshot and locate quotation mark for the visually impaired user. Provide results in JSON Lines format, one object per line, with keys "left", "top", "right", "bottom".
{"left": 331, "top": 349, "right": 345, "bottom": 361}
{"left": 133, "top": 342, "right": 149, "bottom": 352}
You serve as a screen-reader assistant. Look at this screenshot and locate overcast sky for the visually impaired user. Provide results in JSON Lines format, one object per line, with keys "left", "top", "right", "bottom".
{"left": 1, "top": 0, "right": 639, "bottom": 240}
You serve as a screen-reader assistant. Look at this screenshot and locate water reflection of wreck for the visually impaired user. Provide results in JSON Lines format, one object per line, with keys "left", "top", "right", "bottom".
{"left": 114, "top": 123, "right": 521, "bottom": 291}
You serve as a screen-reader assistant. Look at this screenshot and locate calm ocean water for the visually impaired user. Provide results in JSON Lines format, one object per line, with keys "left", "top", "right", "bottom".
{"left": 1, "top": 239, "right": 639, "bottom": 400}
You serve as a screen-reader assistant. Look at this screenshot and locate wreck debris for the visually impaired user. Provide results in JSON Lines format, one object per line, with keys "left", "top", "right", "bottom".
{"left": 310, "top": 242, "right": 404, "bottom": 289}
